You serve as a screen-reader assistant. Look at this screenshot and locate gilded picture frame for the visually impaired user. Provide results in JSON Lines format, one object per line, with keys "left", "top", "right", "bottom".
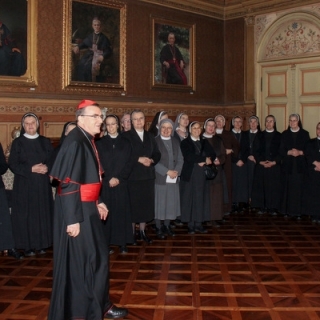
{"left": 152, "top": 17, "right": 195, "bottom": 91}
{"left": 0, "top": 0, "right": 37, "bottom": 86}
{"left": 63, "top": 0, "right": 126, "bottom": 92}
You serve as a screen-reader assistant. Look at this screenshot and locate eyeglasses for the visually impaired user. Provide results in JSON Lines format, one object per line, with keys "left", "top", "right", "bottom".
{"left": 132, "top": 117, "right": 145, "bottom": 122}
{"left": 81, "top": 114, "right": 104, "bottom": 120}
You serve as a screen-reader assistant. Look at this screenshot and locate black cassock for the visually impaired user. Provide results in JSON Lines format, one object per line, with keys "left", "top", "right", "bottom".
{"left": 96, "top": 134, "right": 134, "bottom": 247}
{"left": 8, "top": 135, "right": 53, "bottom": 251}
{"left": 48, "top": 127, "right": 110, "bottom": 320}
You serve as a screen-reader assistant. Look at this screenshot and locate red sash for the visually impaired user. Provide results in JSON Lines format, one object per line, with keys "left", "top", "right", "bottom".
{"left": 57, "top": 182, "right": 101, "bottom": 202}
{"left": 80, "top": 183, "right": 101, "bottom": 201}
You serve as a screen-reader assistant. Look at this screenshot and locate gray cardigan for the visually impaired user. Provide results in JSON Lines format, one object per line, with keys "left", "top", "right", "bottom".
{"left": 155, "top": 135, "right": 183, "bottom": 185}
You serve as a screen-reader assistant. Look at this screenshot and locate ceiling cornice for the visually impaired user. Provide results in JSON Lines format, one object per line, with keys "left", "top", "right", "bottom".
{"left": 138, "top": 0, "right": 320, "bottom": 20}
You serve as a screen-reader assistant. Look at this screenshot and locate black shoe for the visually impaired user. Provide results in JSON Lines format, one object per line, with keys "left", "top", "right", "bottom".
{"left": 195, "top": 226, "right": 208, "bottom": 234}
{"left": 109, "top": 248, "right": 114, "bottom": 255}
{"left": 140, "top": 230, "right": 152, "bottom": 244}
{"left": 38, "top": 249, "right": 46, "bottom": 255}
{"left": 24, "top": 250, "right": 36, "bottom": 257}
{"left": 162, "top": 225, "right": 175, "bottom": 236}
{"left": 131, "top": 232, "right": 138, "bottom": 246}
{"left": 188, "top": 227, "right": 195, "bottom": 234}
{"left": 104, "top": 304, "right": 128, "bottom": 319}
{"left": 119, "top": 246, "right": 128, "bottom": 254}
{"left": 174, "top": 219, "right": 184, "bottom": 226}
{"left": 155, "top": 227, "right": 166, "bottom": 239}
{"left": 8, "top": 248, "right": 24, "bottom": 260}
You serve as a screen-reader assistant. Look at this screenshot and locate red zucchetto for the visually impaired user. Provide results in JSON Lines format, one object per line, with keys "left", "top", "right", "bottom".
{"left": 77, "top": 99, "right": 99, "bottom": 110}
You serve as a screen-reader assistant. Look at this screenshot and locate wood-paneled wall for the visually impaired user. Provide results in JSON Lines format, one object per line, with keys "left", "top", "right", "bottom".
{"left": 0, "top": 0, "right": 250, "bottom": 148}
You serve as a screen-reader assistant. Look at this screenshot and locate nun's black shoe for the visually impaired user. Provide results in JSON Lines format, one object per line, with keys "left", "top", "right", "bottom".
{"left": 119, "top": 246, "right": 128, "bottom": 254}
{"left": 155, "top": 227, "right": 166, "bottom": 239}
{"left": 24, "top": 250, "right": 36, "bottom": 257}
{"left": 8, "top": 248, "right": 24, "bottom": 260}
{"left": 195, "top": 226, "right": 208, "bottom": 234}
{"left": 104, "top": 304, "right": 128, "bottom": 319}
{"left": 162, "top": 225, "right": 175, "bottom": 236}
{"left": 140, "top": 230, "right": 153, "bottom": 244}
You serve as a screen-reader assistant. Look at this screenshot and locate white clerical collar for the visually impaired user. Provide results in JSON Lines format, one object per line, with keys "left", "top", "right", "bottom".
{"left": 216, "top": 128, "right": 223, "bottom": 134}
{"left": 161, "top": 136, "right": 171, "bottom": 140}
{"left": 317, "top": 137, "right": 320, "bottom": 140}
{"left": 24, "top": 133, "right": 39, "bottom": 139}
{"left": 109, "top": 133, "right": 118, "bottom": 138}
{"left": 232, "top": 129, "right": 241, "bottom": 134}
{"left": 290, "top": 127, "right": 300, "bottom": 133}
{"left": 250, "top": 130, "right": 258, "bottom": 133}
{"left": 203, "top": 133, "right": 213, "bottom": 138}
{"left": 191, "top": 136, "right": 200, "bottom": 141}
{"left": 266, "top": 129, "right": 274, "bottom": 133}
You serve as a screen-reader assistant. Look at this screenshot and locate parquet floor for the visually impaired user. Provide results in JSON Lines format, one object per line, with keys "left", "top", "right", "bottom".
{"left": 1, "top": 211, "right": 320, "bottom": 320}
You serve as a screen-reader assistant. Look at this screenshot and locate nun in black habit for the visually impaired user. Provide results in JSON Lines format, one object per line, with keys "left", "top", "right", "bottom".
{"left": 180, "top": 121, "right": 216, "bottom": 234}
{"left": 96, "top": 114, "right": 134, "bottom": 253}
{"left": 8, "top": 113, "right": 54, "bottom": 256}
{"left": 279, "top": 114, "right": 310, "bottom": 218}
{"left": 251, "top": 115, "right": 282, "bottom": 214}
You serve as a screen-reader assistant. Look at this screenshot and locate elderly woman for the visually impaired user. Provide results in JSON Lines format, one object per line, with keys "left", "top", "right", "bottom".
{"left": 251, "top": 115, "right": 282, "bottom": 215}
{"left": 214, "top": 115, "right": 239, "bottom": 215}
{"left": 279, "top": 114, "right": 310, "bottom": 219}
{"left": 174, "top": 112, "right": 189, "bottom": 141}
{"left": 180, "top": 121, "right": 216, "bottom": 234}
{"left": 120, "top": 112, "right": 131, "bottom": 132}
{"left": 148, "top": 111, "right": 169, "bottom": 137}
{"left": 96, "top": 115, "right": 133, "bottom": 253}
{"left": 8, "top": 113, "right": 54, "bottom": 256}
{"left": 202, "top": 118, "right": 226, "bottom": 225}
{"left": 154, "top": 119, "right": 183, "bottom": 238}
{"left": 303, "top": 122, "right": 320, "bottom": 222}
{"left": 123, "top": 110, "right": 161, "bottom": 244}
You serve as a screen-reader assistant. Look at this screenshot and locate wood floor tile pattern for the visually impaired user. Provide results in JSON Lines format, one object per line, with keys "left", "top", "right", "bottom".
{"left": 1, "top": 212, "right": 320, "bottom": 319}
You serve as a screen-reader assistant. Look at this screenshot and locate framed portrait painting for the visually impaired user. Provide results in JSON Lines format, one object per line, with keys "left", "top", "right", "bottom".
{"left": 0, "top": 0, "right": 37, "bottom": 86}
{"left": 152, "top": 18, "right": 195, "bottom": 91}
{"left": 63, "top": 0, "right": 126, "bottom": 92}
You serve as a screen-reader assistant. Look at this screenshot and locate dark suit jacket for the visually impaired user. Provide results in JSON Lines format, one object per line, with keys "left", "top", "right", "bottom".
{"left": 122, "top": 129, "right": 161, "bottom": 181}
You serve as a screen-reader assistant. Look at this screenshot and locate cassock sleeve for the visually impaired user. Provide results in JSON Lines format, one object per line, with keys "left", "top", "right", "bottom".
{"left": 50, "top": 140, "right": 84, "bottom": 225}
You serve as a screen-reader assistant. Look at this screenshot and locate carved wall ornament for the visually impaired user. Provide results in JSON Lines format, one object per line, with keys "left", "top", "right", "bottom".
{"left": 264, "top": 20, "right": 320, "bottom": 60}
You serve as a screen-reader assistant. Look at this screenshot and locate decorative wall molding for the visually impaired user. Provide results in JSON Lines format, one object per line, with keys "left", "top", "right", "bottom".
{"left": 139, "top": 0, "right": 320, "bottom": 20}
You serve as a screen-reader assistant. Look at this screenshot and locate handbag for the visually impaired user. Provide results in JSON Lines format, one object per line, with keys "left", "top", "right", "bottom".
{"left": 203, "top": 163, "right": 218, "bottom": 180}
